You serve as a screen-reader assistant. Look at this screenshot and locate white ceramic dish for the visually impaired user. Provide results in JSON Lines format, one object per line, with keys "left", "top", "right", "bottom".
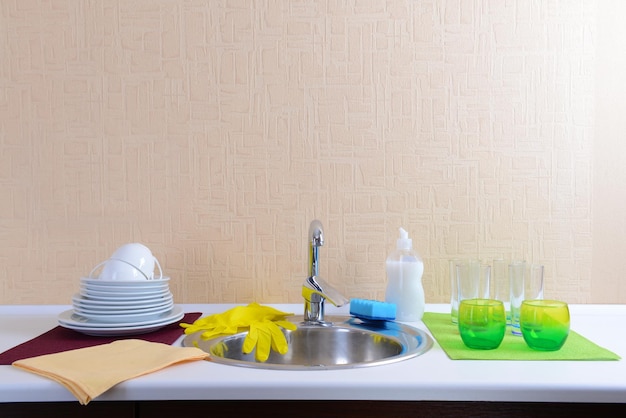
{"left": 58, "top": 305, "right": 183, "bottom": 329}
{"left": 75, "top": 304, "right": 174, "bottom": 323}
{"left": 80, "top": 282, "right": 169, "bottom": 293}
{"left": 57, "top": 307, "right": 184, "bottom": 337}
{"left": 72, "top": 295, "right": 173, "bottom": 313}
{"left": 80, "top": 276, "right": 170, "bottom": 286}
{"left": 69, "top": 323, "right": 175, "bottom": 337}
{"left": 101, "top": 243, "right": 160, "bottom": 280}
{"left": 79, "top": 287, "right": 171, "bottom": 300}
{"left": 72, "top": 302, "right": 173, "bottom": 317}
{"left": 72, "top": 292, "right": 173, "bottom": 307}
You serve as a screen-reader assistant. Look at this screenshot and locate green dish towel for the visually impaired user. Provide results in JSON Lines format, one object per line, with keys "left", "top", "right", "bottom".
{"left": 422, "top": 312, "right": 620, "bottom": 361}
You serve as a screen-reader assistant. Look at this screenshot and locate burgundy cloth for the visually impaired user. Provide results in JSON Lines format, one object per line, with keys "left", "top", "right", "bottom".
{"left": 0, "top": 312, "right": 202, "bottom": 365}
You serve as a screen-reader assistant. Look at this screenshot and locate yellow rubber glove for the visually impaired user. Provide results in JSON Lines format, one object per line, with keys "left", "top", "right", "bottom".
{"left": 180, "top": 303, "right": 297, "bottom": 362}
{"left": 243, "top": 319, "right": 297, "bottom": 362}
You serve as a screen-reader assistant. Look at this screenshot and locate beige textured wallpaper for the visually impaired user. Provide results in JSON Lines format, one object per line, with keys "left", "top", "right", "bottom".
{"left": 1, "top": 0, "right": 624, "bottom": 306}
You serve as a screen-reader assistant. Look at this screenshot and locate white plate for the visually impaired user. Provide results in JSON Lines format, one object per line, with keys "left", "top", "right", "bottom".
{"left": 72, "top": 297, "right": 173, "bottom": 313}
{"left": 80, "top": 283, "right": 170, "bottom": 294}
{"left": 64, "top": 323, "right": 175, "bottom": 337}
{"left": 72, "top": 298, "right": 173, "bottom": 316}
{"left": 80, "top": 276, "right": 170, "bottom": 286}
{"left": 57, "top": 307, "right": 185, "bottom": 337}
{"left": 76, "top": 304, "right": 174, "bottom": 323}
{"left": 58, "top": 305, "right": 183, "bottom": 328}
{"left": 72, "top": 304, "right": 174, "bottom": 318}
{"left": 72, "top": 293, "right": 173, "bottom": 308}
{"left": 80, "top": 288, "right": 171, "bottom": 301}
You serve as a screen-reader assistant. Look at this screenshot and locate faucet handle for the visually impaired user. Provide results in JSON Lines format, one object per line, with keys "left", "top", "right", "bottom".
{"left": 302, "top": 276, "right": 349, "bottom": 307}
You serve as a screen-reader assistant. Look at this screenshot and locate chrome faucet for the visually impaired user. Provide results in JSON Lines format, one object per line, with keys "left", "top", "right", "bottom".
{"left": 308, "top": 219, "right": 324, "bottom": 277}
{"left": 302, "top": 220, "right": 349, "bottom": 324}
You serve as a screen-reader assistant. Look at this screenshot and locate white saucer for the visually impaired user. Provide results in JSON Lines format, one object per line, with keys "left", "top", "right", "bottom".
{"left": 58, "top": 305, "right": 183, "bottom": 329}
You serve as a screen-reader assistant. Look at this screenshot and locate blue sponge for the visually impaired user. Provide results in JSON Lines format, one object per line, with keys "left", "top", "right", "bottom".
{"left": 349, "top": 298, "right": 396, "bottom": 321}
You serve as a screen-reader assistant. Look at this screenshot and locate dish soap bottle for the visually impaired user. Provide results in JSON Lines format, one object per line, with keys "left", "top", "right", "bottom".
{"left": 385, "top": 227, "right": 425, "bottom": 321}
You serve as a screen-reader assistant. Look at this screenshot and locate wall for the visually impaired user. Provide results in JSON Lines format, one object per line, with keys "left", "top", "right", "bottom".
{"left": 0, "top": 0, "right": 622, "bottom": 305}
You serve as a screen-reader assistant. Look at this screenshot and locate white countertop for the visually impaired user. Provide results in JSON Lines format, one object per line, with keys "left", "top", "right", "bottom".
{"left": 1, "top": 303, "right": 625, "bottom": 404}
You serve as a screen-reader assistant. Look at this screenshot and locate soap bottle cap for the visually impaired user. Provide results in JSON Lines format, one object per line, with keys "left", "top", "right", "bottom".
{"left": 396, "top": 227, "right": 412, "bottom": 250}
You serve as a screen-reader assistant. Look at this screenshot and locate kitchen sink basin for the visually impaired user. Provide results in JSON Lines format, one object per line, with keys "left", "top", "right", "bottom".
{"left": 182, "top": 315, "right": 433, "bottom": 370}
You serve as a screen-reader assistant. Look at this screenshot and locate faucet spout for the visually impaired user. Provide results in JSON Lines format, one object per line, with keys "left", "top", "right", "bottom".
{"left": 302, "top": 276, "right": 349, "bottom": 323}
{"left": 308, "top": 219, "right": 324, "bottom": 277}
{"left": 302, "top": 220, "right": 349, "bottom": 324}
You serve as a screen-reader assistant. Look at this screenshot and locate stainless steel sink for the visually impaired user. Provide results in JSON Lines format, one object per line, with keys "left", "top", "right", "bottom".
{"left": 182, "top": 315, "right": 433, "bottom": 370}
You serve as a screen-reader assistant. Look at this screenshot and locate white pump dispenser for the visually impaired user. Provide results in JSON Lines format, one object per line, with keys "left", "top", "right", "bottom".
{"left": 385, "top": 227, "right": 425, "bottom": 321}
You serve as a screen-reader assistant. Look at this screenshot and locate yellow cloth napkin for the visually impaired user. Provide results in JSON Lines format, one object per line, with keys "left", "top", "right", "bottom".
{"left": 12, "top": 339, "right": 209, "bottom": 405}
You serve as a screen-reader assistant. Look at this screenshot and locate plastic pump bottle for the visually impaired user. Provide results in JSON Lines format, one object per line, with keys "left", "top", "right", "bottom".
{"left": 385, "top": 227, "right": 425, "bottom": 321}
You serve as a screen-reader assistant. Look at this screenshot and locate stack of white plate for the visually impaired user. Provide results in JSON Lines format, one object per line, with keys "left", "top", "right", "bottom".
{"left": 58, "top": 276, "right": 183, "bottom": 336}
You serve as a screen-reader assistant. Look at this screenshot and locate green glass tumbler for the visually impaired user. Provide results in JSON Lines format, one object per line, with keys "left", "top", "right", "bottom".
{"left": 458, "top": 299, "right": 506, "bottom": 350}
{"left": 520, "top": 300, "right": 570, "bottom": 351}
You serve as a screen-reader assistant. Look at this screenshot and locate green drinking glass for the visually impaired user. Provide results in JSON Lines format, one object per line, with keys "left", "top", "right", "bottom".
{"left": 520, "top": 300, "right": 570, "bottom": 351}
{"left": 458, "top": 299, "right": 506, "bottom": 350}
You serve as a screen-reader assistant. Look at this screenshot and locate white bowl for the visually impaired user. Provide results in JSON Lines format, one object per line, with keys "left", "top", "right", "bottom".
{"left": 109, "top": 243, "right": 158, "bottom": 279}
{"left": 90, "top": 243, "right": 163, "bottom": 281}
{"left": 98, "top": 258, "right": 149, "bottom": 281}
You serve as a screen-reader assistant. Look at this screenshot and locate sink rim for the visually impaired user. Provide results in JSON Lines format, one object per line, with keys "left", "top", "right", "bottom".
{"left": 182, "top": 315, "right": 433, "bottom": 370}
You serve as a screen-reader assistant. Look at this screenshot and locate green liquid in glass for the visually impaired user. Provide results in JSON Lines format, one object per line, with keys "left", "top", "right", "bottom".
{"left": 459, "top": 323, "right": 506, "bottom": 350}
{"left": 521, "top": 324, "right": 569, "bottom": 351}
